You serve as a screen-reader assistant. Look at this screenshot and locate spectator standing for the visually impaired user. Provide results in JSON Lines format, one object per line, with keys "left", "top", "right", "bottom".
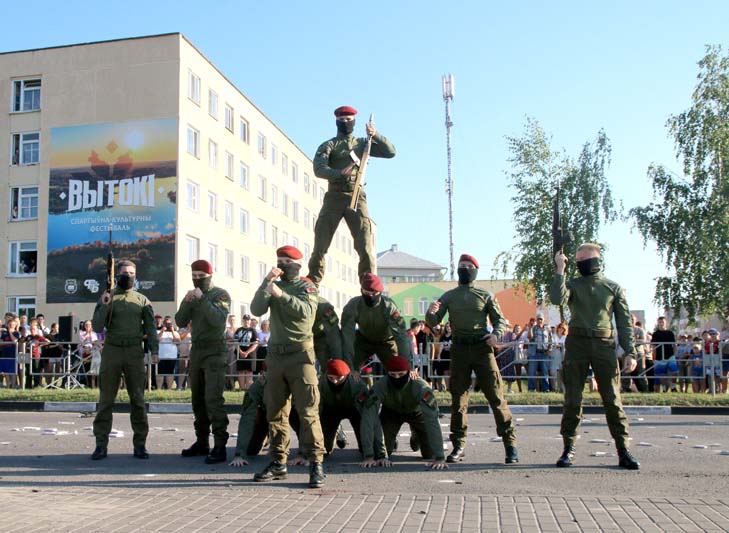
{"left": 551, "top": 323, "right": 568, "bottom": 393}
{"left": 25, "top": 319, "right": 50, "bottom": 388}
{"left": 432, "top": 322, "right": 452, "bottom": 392}
{"left": 234, "top": 314, "right": 259, "bottom": 390}
{"left": 79, "top": 320, "right": 101, "bottom": 389}
{"left": 0, "top": 316, "right": 20, "bottom": 389}
{"left": 177, "top": 323, "right": 192, "bottom": 391}
{"left": 690, "top": 341, "right": 705, "bottom": 393}
{"left": 704, "top": 329, "right": 722, "bottom": 393}
{"left": 36, "top": 314, "right": 51, "bottom": 335}
{"left": 498, "top": 325, "right": 521, "bottom": 394}
{"left": 257, "top": 319, "right": 271, "bottom": 371}
{"left": 652, "top": 317, "right": 677, "bottom": 392}
{"left": 676, "top": 334, "right": 692, "bottom": 393}
{"left": 527, "top": 314, "right": 553, "bottom": 392}
{"left": 44, "top": 322, "right": 65, "bottom": 384}
{"left": 157, "top": 317, "right": 180, "bottom": 390}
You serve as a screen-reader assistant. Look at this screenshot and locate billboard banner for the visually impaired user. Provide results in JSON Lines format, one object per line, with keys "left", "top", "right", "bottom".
{"left": 47, "top": 118, "right": 178, "bottom": 303}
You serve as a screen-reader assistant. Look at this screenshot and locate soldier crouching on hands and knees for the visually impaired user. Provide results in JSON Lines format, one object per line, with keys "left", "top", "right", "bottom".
{"left": 550, "top": 244, "right": 640, "bottom": 470}
{"left": 250, "top": 245, "right": 326, "bottom": 488}
{"left": 91, "top": 259, "right": 157, "bottom": 460}
{"left": 425, "top": 254, "right": 518, "bottom": 465}
{"left": 175, "top": 260, "right": 231, "bottom": 464}
{"left": 365, "top": 356, "right": 447, "bottom": 470}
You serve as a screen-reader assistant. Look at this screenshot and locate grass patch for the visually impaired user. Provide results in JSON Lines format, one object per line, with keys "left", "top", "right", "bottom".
{"left": 1, "top": 387, "right": 728, "bottom": 407}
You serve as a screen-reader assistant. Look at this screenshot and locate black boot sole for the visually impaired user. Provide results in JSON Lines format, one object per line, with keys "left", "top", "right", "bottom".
{"left": 254, "top": 473, "right": 287, "bottom": 482}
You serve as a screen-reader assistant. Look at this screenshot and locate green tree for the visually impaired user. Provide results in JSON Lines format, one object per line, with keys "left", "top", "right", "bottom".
{"left": 631, "top": 45, "right": 729, "bottom": 322}
{"left": 495, "top": 118, "right": 618, "bottom": 316}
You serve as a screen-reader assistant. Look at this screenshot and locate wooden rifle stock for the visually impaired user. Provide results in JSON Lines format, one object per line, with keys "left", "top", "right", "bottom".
{"left": 106, "top": 226, "right": 115, "bottom": 327}
{"left": 349, "top": 114, "right": 374, "bottom": 211}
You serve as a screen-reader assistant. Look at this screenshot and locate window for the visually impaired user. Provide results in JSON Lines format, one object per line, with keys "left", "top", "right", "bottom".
{"left": 304, "top": 173, "right": 310, "bottom": 193}
{"left": 282, "top": 153, "right": 289, "bottom": 176}
{"left": 282, "top": 231, "right": 289, "bottom": 245}
{"left": 271, "top": 184, "right": 278, "bottom": 208}
{"left": 271, "top": 144, "right": 278, "bottom": 166}
{"left": 186, "top": 181, "right": 199, "bottom": 211}
{"left": 418, "top": 297, "right": 430, "bottom": 316}
{"left": 10, "top": 186, "right": 38, "bottom": 220}
{"left": 258, "top": 219, "right": 267, "bottom": 244}
{"left": 208, "top": 89, "right": 218, "bottom": 118}
{"left": 240, "top": 117, "right": 250, "bottom": 144}
{"left": 258, "top": 262, "right": 268, "bottom": 284}
{"left": 240, "top": 255, "right": 250, "bottom": 282}
{"left": 312, "top": 183, "right": 317, "bottom": 201}
{"left": 187, "top": 70, "right": 201, "bottom": 104}
{"left": 271, "top": 225, "right": 278, "bottom": 248}
{"left": 292, "top": 237, "right": 299, "bottom": 249}
{"left": 224, "top": 104, "right": 234, "bottom": 132}
{"left": 304, "top": 244, "right": 311, "bottom": 262}
{"left": 240, "top": 303, "right": 250, "bottom": 317}
{"left": 292, "top": 162, "right": 299, "bottom": 183}
{"left": 281, "top": 193, "right": 289, "bottom": 216}
{"left": 224, "top": 201, "right": 233, "bottom": 228}
{"left": 12, "top": 79, "right": 41, "bottom": 112}
{"left": 208, "top": 191, "right": 217, "bottom": 220}
{"left": 225, "top": 151, "right": 234, "bottom": 179}
{"left": 6, "top": 296, "right": 36, "bottom": 319}
{"left": 11, "top": 132, "right": 39, "bottom": 165}
{"left": 187, "top": 126, "right": 200, "bottom": 157}
{"left": 208, "top": 140, "right": 218, "bottom": 169}
{"left": 225, "top": 249, "right": 234, "bottom": 277}
{"left": 186, "top": 235, "right": 200, "bottom": 264}
{"left": 257, "top": 132, "right": 267, "bottom": 158}
{"left": 319, "top": 187, "right": 326, "bottom": 205}
{"left": 239, "top": 162, "right": 250, "bottom": 190}
{"left": 207, "top": 244, "right": 218, "bottom": 271}
{"left": 8, "top": 241, "right": 37, "bottom": 275}
{"left": 404, "top": 298, "right": 413, "bottom": 315}
{"left": 239, "top": 209, "right": 249, "bottom": 234}
{"left": 304, "top": 208, "right": 311, "bottom": 230}
{"left": 258, "top": 176, "right": 268, "bottom": 202}
{"left": 293, "top": 201, "right": 300, "bottom": 223}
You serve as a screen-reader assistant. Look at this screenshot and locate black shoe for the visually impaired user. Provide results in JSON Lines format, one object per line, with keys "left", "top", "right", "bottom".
{"left": 133, "top": 446, "right": 150, "bottom": 459}
{"left": 505, "top": 445, "right": 519, "bottom": 464}
{"left": 446, "top": 446, "right": 465, "bottom": 463}
{"left": 308, "top": 462, "right": 325, "bottom": 488}
{"left": 618, "top": 448, "right": 640, "bottom": 470}
{"left": 181, "top": 441, "right": 210, "bottom": 457}
{"left": 409, "top": 434, "right": 420, "bottom": 452}
{"left": 254, "top": 461, "right": 288, "bottom": 482}
{"left": 556, "top": 445, "right": 575, "bottom": 467}
{"left": 336, "top": 424, "right": 347, "bottom": 449}
{"left": 91, "top": 446, "right": 107, "bottom": 460}
{"left": 204, "top": 445, "right": 227, "bottom": 464}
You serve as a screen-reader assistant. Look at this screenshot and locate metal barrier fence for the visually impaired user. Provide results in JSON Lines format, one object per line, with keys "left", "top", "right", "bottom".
{"left": 0, "top": 338, "right": 727, "bottom": 395}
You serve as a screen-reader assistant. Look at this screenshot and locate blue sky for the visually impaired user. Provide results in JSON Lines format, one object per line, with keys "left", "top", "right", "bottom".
{"left": 3, "top": 0, "right": 727, "bottom": 328}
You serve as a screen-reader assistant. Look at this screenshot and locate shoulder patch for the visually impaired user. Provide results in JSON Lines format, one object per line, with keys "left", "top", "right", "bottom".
{"left": 392, "top": 311, "right": 400, "bottom": 320}
{"left": 218, "top": 293, "right": 231, "bottom": 301}
{"left": 324, "top": 308, "right": 332, "bottom": 316}
{"left": 302, "top": 276, "right": 314, "bottom": 283}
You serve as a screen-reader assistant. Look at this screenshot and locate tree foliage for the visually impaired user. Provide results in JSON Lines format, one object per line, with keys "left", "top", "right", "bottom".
{"left": 495, "top": 117, "right": 618, "bottom": 307}
{"left": 631, "top": 45, "right": 729, "bottom": 322}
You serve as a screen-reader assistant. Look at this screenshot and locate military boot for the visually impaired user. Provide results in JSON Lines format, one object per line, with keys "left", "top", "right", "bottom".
{"left": 505, "top": 445, "right": 519, "bottom": 464}
{"left": 617, "top": 448, "right": 640, "bottom": 470}
{"left": 556, "top": 445, "right": 576, "bottom": 467}
{"left": 205, "top": 445, "right": 227, "bottom": 464}
{"left": 447, "top": 446, "right": 465, "bottom": 463}
{"left": 181, "top": 441, "right": 210, "bottom": 457}
{"left": 409, "top": 433, "right": 420, "bottom": 452}
{"left": 133, "top": 445, "right": 150, "bottom": 459}
{"left": 308, "top": 462, "right": 325, "bottom": 488}
{"left": 336, "top": 424, "right": 348, "bottom": 449}
{"left": 91, "top": 445, "right": 107, "bottom": 460}
{"left": 254, "top": 461, "right": 288, "bottom": 482}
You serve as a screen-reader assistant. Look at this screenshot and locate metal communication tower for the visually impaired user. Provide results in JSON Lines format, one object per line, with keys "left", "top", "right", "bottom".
{"left": 442, "top": 74, "right": 455, "bottom": 280}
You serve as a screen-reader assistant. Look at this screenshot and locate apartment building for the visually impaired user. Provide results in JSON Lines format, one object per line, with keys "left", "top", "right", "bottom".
{"left": 0, "top": 33, "right": 366, "bottom": 323}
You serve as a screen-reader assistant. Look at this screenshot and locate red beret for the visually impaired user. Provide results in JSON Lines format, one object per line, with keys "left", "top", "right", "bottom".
{"left": 191, "top": 259, "right": 213, "bottom": 274}
{"left": 385, "top": 356, "right": 410, "bottom": 373}
{"left": 360, "top": 365, "right": 373, "bottom": 374}
{"left": 326, "top": 359, "right": 351, "bottom": 377}
{"left": 276, "top": 245, "right": 303, "bottom": 260}
{"left": 361, "top": 273, "right": 384, "bottom": 292}
{"left": 334, "top": 106, "right": 357, "bottom": 117}
{"left": 459, "top": 254, "right": 479, "bottom": 268}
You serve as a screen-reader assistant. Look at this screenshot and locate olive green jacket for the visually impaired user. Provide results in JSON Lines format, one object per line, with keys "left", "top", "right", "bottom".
{"left": 549, "top": 273, "right": 635, "bottom": 356}
{"left": 175, "top": 285, "right": 231, "bottom": 356}
{"left": 92, "top": 288, "right": 158, "bottom": 353}
{"left": 425, "top": 283, "right": 507, "bottom": 340}
{"left": 314, "top": 296, "right": 343, "bottom": 357}
{"left": 313, "top": 132, "right": 396, "bottom": 192}
{"left": 250, "top": 277, "right": 318, "bottom": 345}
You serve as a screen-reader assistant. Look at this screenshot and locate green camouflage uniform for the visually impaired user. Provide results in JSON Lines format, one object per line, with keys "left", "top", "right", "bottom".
{"left": 251, "top": 275, "right": 325, "bottom": 463}
{"left": 233, "top": 376, "right": 269, "bottom": 457}
{"left": 549, "top": 272, "right": 635, "bottom": 449}
{"left": 92, "top": 288, "right": 157, "bottom": 448}
{"left": 175, "top": 285, "right": 231, "bottom": 448}
{"left": 313, "top": 296, "right": 343, "bottom": 369}
{"left": 308, "top": 131, "right": 396, "bottom": 284}
{"left": 341, "top": 295, "right": 413, "bottom": 370}
{"left": 425, "top": 283, "right": 516, "bottom": 449}
{"left": 365, "top": 377, "right": 444, "bottom": 460}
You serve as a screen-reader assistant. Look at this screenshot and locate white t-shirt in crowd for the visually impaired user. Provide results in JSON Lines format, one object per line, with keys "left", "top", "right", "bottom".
{"left": 158, "top": 331, "right": 178, "bottom": 360}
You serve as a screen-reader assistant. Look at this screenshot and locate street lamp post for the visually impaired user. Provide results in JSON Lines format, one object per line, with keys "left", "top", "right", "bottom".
{"left": 442, "top": 74, "right": 455, "bottom": 281}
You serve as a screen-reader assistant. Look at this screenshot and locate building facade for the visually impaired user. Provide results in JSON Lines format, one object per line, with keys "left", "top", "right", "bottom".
{"left": 0, "top": 33, "right": 364, "bottom": 325}
{"left": 376, "top": 244, "right": 445, "bottom": 284}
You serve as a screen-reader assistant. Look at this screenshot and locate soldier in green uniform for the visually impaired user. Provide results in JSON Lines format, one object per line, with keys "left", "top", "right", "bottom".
{"left": 175, "top": 259, "right": 231, "bottom": 464}
{"left": 307, "top": 106, "right": 396, "bottom": 286}
{"left": 228, "top": 374, "right": 269, "bottom": 466}
{"left": 341, "top": 273, "right": 414, "bottom": 375}
{"left": 91, "top": 259, "right": 157, "bottom": 460}
{"left": 313, "top": 296, "right": 343, "bottom": 370}
{"left": 426, "top": 254, "right": 518, "bottom": 465}
{"left": 550, "top": 244, "right": 640, "bottom": 470}
{"left": 364, "top": 356, "right": 447, "bottom": 470}
{"left": 251, "top": 245, "right": 326, "bottom": 488}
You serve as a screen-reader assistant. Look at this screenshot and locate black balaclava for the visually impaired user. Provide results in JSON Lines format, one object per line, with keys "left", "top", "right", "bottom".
{"left": 576, "top": 257, "right": 601, "bottom": 276}
{"left": 192, "top": 277, "right": 212, "bottom": 292}
{"left": 336, "top": 119, "right": 355, "bottom": 136}
{"left": 362, "top": 292, "right": 382, "bottom": 307}
{"left": 116, "top": 273, "right": 135, "bottom": 291}
{"left": 277, "top": 262, "right": 302, "bottom": 282}
{"left": 388, "top": 374, "right": 410, "bottom": 390}
{"left": 457, "top": 267, "right": 478, "bottom": 284}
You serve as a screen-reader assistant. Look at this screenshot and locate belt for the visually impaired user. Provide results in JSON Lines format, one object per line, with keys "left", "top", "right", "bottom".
{"left": 105, "top": 338, "right": 142, "bottom": 347}
{"left": 267, "top": 340, "right": 313, "bottom": 355}
{"left": 451, "top": 335, "right": 485, "bottom": 345}
{"left": 569, "top": 326, "right": 613, "bottom": 339}
{"left": 327, "top": 182, "right": 354, "bottom": 193}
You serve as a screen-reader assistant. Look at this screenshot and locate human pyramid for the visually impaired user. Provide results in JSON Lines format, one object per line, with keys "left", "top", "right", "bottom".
{"left": 90, "top": 106, "right": 640, "bottom": 489}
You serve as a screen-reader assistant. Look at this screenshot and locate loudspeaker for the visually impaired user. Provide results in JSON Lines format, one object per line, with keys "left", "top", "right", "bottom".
{"left": 58, "top": 315, "right": 74, "bottom": 343}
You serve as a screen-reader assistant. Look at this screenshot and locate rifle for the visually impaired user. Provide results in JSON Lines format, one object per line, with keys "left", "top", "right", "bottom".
{"left": 106, "top": 225, "right": 115, "bottom": 327}
{"left": 552, "top": 178, "right": 573, "bottom": 257}
{"left": 348, "top": 113, "right": 374, "bottom": 211}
